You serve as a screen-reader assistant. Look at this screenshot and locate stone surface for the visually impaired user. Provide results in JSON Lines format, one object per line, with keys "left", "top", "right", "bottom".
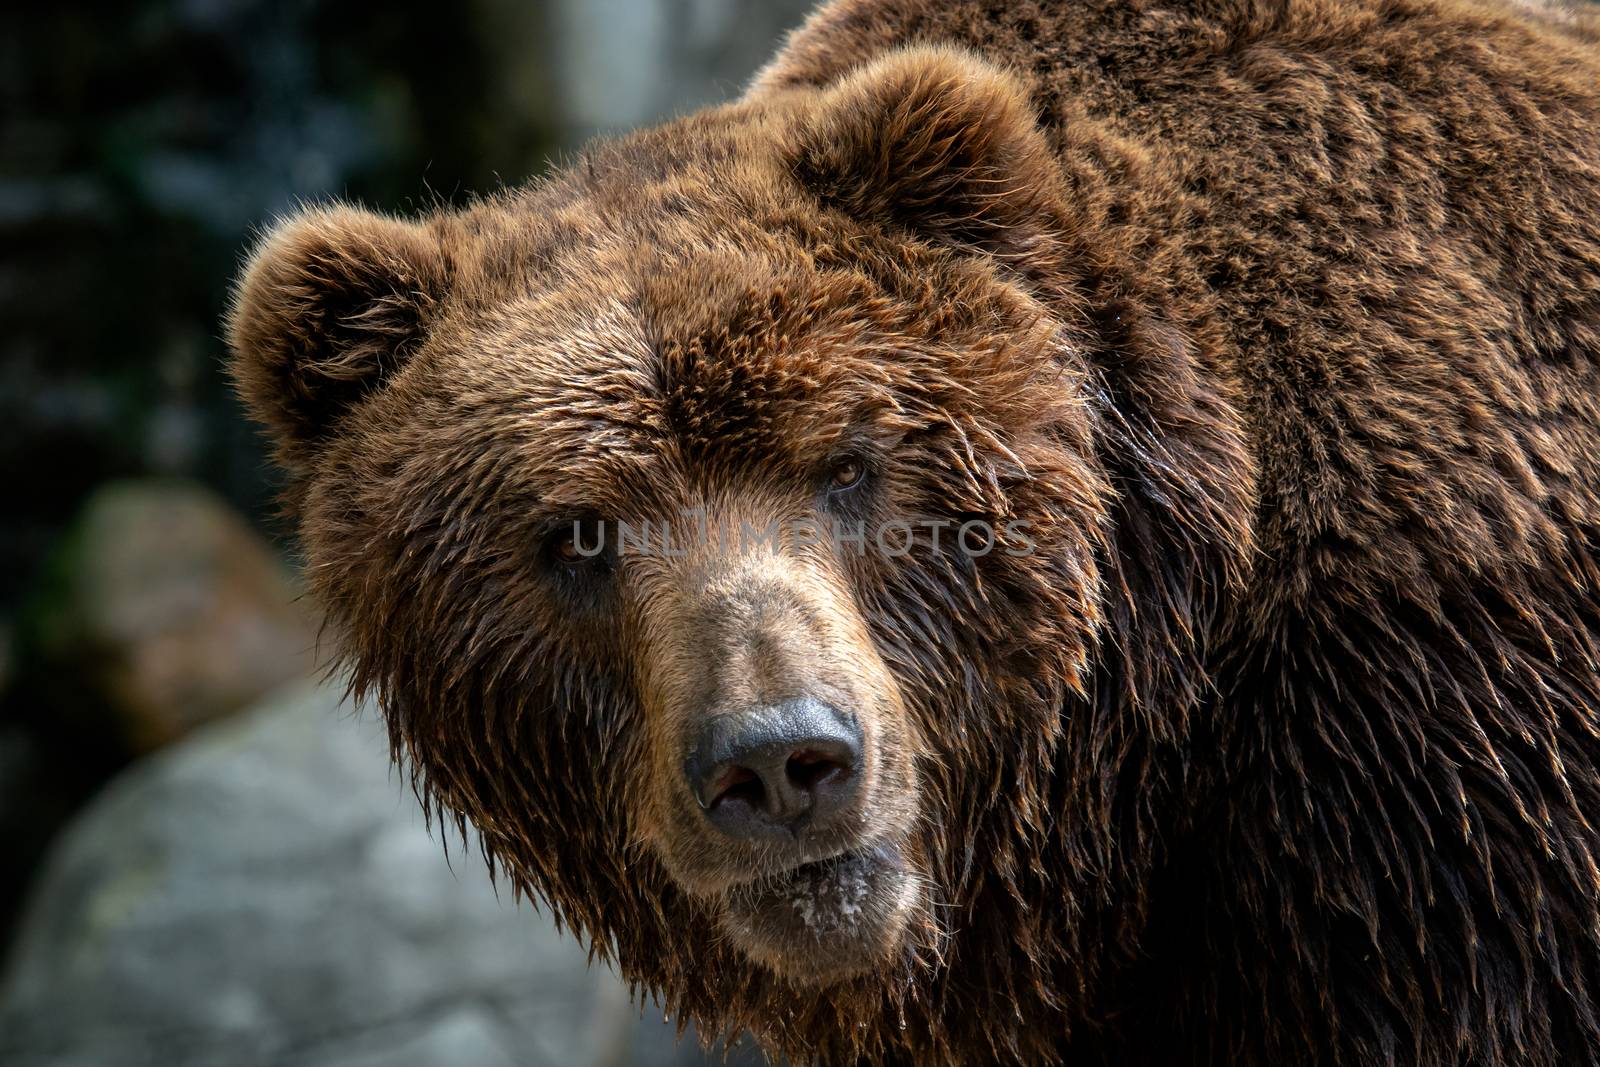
{"left": 0, "top": 678, "right": 756, "bottom": 1067}
{"left": 29, "top": 480, "right": 320, "bottom": 751}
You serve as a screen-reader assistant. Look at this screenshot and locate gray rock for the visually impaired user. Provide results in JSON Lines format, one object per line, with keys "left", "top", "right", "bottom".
{"left": 0, "top": 678, "right": 753, "bottom": 1067}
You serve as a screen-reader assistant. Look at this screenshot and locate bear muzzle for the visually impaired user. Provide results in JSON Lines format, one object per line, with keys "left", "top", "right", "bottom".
{"left": 677, "top": 698, "right": 921, "bottom": 984}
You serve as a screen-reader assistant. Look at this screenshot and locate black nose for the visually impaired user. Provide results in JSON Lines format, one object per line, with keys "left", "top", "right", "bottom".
{"left": 686, "top": 697, "right": 863, "bottom": 841}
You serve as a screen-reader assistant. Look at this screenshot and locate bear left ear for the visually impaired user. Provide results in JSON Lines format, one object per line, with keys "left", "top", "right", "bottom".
{"left": 226, "top": 203, "right": 454, "bottom": 473}
{"left": 791, "top": 46, "right": 1066, "bottom": 264}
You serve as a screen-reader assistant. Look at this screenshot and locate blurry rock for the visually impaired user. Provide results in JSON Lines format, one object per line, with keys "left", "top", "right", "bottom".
{"left": 548, "top": 0, "right": 815, "bottom": 142}
{"left": 30, "top": 479, "right": 318, "bottom": 751}
{"left": 0, "top": 678, "right": 757, "bottom": 1067}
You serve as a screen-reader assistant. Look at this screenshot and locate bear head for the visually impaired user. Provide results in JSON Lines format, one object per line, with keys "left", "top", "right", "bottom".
{"left": 228, "top": 46, "right": 1250, "bottom": 1055}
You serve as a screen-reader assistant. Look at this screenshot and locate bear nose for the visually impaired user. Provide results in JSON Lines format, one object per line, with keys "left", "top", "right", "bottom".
{"left": 686, "top": 697, "right": 863, "bottom": 841}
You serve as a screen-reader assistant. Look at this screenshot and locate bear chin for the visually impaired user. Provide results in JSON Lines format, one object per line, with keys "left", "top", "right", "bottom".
{"left": 717, "top": 844, "right": 919, "bottom": 984}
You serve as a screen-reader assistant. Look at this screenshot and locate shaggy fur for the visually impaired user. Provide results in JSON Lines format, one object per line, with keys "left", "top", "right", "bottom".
{"left": 227, "top": 0, "right": 1600, "bottom": 1062}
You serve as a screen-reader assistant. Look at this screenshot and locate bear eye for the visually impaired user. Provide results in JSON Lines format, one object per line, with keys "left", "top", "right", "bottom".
{"left": 545, "top": 518, "right": 607, "bottom": 567}
{"left": 827, "top": 456, "right": 866, "bottom": 493}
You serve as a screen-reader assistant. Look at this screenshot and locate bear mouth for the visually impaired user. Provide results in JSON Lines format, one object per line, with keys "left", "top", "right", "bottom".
{"left": 717, "top": 843, "right": 919, "bottom": 984}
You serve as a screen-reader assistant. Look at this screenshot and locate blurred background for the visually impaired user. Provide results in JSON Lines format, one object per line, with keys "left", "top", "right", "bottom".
{"left": 0, "top": 1, "right": 812, "bottom": 1063}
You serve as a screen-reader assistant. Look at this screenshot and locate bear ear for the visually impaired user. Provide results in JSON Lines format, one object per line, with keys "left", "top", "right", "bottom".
{"left": 790, "top": 46, "right": 1065, "bottom": 264}
{"left": 226, "top": 204, "right": 453, "bottom": 468}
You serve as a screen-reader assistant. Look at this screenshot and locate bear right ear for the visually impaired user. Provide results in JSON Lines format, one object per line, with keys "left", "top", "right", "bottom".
{"left": 789, "top": 46, "right": 1068, "bottom": 266}
{"left": 226, "top": 204, "right": 452, "bottom": 469}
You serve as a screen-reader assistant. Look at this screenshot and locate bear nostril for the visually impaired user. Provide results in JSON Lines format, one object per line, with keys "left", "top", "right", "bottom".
{"left": 706, "top": 765, "right": 765, "bottom": 811}
{"left": 786, "top": 748, "right": 850, "bottom": 793}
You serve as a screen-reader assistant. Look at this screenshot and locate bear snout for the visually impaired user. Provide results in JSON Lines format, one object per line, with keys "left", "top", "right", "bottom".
{"left": 685, "top": 697, "right": 864, "bottom": 843}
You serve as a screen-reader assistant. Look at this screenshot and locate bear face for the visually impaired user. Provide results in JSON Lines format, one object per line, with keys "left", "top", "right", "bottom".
{"left": 230, "top": 48, "right": 1124, "bottom": 993}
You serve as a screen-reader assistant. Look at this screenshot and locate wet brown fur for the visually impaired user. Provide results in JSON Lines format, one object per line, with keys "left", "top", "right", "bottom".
{"left": 227, "top": 0, "right": 1600, "bottom": 1062}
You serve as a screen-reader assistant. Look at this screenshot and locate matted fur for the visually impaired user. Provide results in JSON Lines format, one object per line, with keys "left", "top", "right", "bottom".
{"left": 227, "top": 0, "right": 1600, "bottom": 1063}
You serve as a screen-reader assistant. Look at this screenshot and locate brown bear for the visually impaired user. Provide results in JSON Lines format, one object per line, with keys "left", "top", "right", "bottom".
{"left": 225, "top": 0, "right": 1600, "bottom": 1062}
